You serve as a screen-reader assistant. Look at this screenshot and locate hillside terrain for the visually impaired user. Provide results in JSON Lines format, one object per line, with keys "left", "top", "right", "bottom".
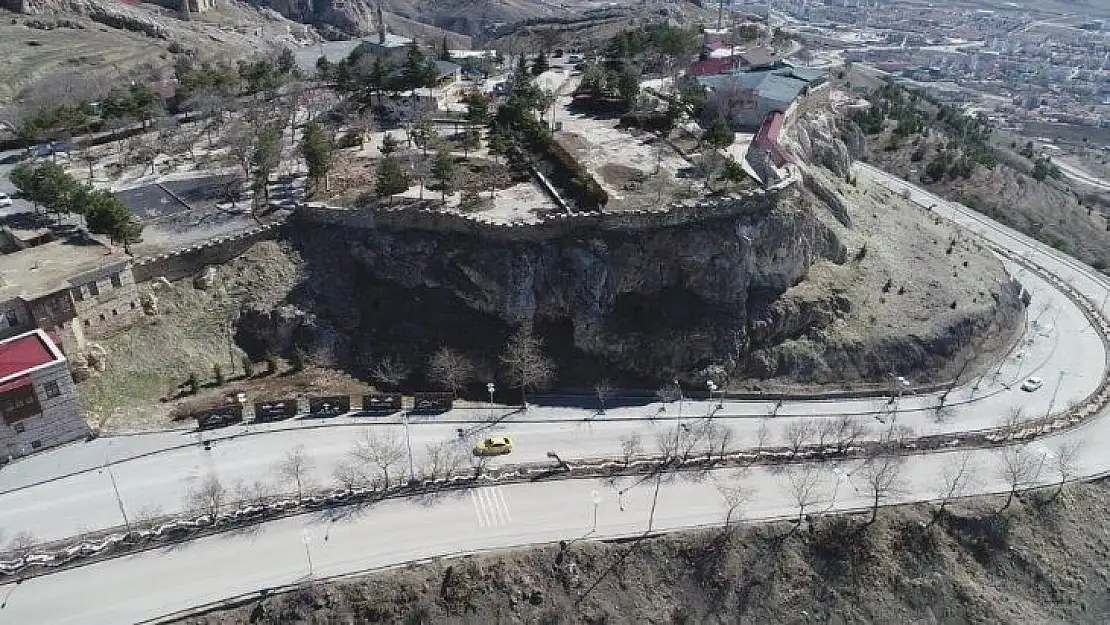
{"left": 841, "top": 76, "right": 1110, "bottom": 274}
{"left": 0, "top": 0, "right": 310, "bottom": 109}
{"left": 181, "top": 480, "right": 1110, "bottom": 625}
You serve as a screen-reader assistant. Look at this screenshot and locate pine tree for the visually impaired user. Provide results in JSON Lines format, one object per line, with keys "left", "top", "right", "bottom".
{"left": 531, "top": 49, "right": 550, "bottom": 76}
{"left": 299, "top": 121, "right": 333, "bottom": 193}
{"left": 430, "top": 149, "right": 456, "bottom": 201}
{"left": 375, "top": 155, "right": 410, "bottom": 204}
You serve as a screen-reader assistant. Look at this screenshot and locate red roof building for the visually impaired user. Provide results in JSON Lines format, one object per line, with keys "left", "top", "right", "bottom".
{"left": 754, "top": 111, "right": 791, "bottom": 167}
{"left": 0, "top": 329, "right": 87, "bottom": 460}
{"left": 689, "top": 57, "right": 742, "bottom": 77}
{"left": 0, "top": 330, "right": 58, "bottom": 381}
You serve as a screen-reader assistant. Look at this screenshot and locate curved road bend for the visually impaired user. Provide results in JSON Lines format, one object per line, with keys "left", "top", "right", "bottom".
{"left": 0, "top": 165, "right": 1108, "bottom": 622}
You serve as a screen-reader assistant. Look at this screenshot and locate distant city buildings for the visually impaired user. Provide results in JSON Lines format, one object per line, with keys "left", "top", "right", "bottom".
{"left": 776, "top": 0, "right": 1109, "bottom": 133}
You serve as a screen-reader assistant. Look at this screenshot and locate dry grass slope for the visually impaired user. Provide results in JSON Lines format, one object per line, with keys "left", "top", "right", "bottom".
{"left": 80, "top": 241, "right": 303, "bottom": 430}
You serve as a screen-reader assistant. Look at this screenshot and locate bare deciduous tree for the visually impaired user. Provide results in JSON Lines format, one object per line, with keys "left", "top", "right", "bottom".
{"left": 655, "top": 381, "right": 680, "bottom": 408}
{"left": 226, "top": 119, "right": 255, "bottom": 183}
{"left": 998, "top": 406, "right": 1029, "bottom": 439}
{"left": 187, "top": 474, "right": 227, "bottom": 519}
{"left": 701, "top": 420, "right": 735, "bottom": 464}
{"left": 274, "top": 444, "right": 314, "bottom": 502}
{"left": 232, "top": 480, "right": 272, "bottom": 507}
{"left": 369, "top": 355, "right": 412, "bottom": 390}
{"left": 1048, "top": 440, "right": 1082, "bottom": 503}
{"left": 500, "top": 324, "right": 556, "bottom": 407}
{"left": 595, "top": 379, "right": 614, "bottom": 415}
{"left": 656, "top": 423, "right": 702, "bottom": 464}
{"left": 620, "top": 432, "right": 643, "bottom": 467}
{"left": 469, "top": 451, "right": 490, "bottom": 478}
{"left": 830, "top": 415, "right": 866, "bottom": 454}
{"left": 422, "top": 441, "right": 466, "bottom": 481}
{"left": 996, "top": 444, "right": 1046, "bottom": 511}
{"left": 428, "top": 347, "right": 475, "bottom": 398}
{"left": 752, "top": 419, "right": 771, "bottom": 458}
{"left": 784, "top": 464, "right": 822, "bottom": 527}
{"left": 714, "top": 468, "right": 752, "bottom": 531}
{"left": 929, "top": 452, "right": 975, "bottom": 527}
{"left": 131, "top": 504, "right": 165, "bottom": 531}
{"left": 3, "top": 531, "right": 36, "bottom": 561}
{"left": 348, "top": 428, "right": 407, "bottom": 489}
{"left": 860, "top": 450, "right": 905, "bottom": 525}
{"left": 784, "top": 421, "right": 815, "bottom": 456}
{"left": 332, "top": 460, "right": 367, "bottom": 493}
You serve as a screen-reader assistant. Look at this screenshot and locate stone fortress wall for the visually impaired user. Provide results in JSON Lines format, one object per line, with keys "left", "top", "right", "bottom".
{"left": 297, "top": 181, "right": 796, "bottom": 242}
{"left": 132, "top": 220, "right": 286, "bottom": 283}
{"left": 128, "top": 175, "right": 798, "bottom": 284}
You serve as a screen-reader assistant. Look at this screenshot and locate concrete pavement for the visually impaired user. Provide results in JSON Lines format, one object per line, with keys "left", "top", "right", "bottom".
{"left": 0, "top": 246, "right": 1102, "bottom": 543}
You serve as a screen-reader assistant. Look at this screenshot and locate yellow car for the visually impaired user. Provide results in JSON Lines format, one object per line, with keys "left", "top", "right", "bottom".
{"left": 473, "top": 436, "right": 513, "bottom": 456}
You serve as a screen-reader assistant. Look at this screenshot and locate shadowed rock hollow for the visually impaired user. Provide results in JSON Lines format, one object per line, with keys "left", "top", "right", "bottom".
{"left": 237, "top": 152, "right": 1022, "bottom": 388}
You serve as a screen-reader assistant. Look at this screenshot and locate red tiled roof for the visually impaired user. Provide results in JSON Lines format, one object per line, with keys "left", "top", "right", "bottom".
{"left": 0, "top": 332, "right": 57, "bottom": 380}
{"left": 755, "top": 111, "right": 791, "bottom": 167}
{"left": 0, "top": 376, "right": 33, "bottom": 395}
{"left": 689, "top": 57, "right": 740, "bottom": 77}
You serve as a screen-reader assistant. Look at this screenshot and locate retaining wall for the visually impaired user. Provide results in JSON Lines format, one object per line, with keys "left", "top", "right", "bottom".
{"left": 132, "top": 220, "right": 286, "bottom": 283}
{"left": 298, "top": 186, "right": 788, "bottom": 242}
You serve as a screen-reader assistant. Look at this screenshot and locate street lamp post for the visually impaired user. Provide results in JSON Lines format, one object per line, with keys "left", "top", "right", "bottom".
{"left": 401, "top": 413, "right": 415, "bottom": 479}
{"left": 106, "top": 465, "right": 132, "bottom": 535}
{"left": 674, "top": 379, "right": 683, "bottom": 423}
{"left": 300, "top": 530, "right": 315, "bottom": 579}
{"left": 102, "top": 446, "right": 132, "bottom": 535}
{"left": 1046, "top": 370, "right": 1067, "bottom": 419}
{"left": 487, "top": 382, "right": 496, "bottom": 421}
{"left": 591, "top": 489, "right": 601, "bottom": 534}
{"left": 707, "top": 380, "right": 721, "bottom": 411}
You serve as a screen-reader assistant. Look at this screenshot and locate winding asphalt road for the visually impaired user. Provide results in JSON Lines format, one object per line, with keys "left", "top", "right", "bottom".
{"left": 1, "top": 163, "right": 1109, "bottom": 623}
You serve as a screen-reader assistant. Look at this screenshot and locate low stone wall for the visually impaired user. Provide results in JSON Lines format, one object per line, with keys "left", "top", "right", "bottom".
{"left": 299, "top": 187, "right": 788, "bottom": 242}
{"left": 132, "top": 220, "right": 286, "bottom": 283}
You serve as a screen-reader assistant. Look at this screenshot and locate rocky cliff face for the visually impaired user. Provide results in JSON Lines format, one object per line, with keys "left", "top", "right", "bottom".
{"left": 261, "top": 189, "right": 859, "bottom": 383}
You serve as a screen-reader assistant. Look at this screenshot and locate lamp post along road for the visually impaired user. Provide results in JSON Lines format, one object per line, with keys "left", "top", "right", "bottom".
{"left": 1047, "top": 370, "right": 1067, "bottom": 419}
{"left": 107, "top": 465, "right": 132, "bottom": 534}
{"left": 401, "top": 413, "right": 415, "bottom": 479}
{"left": 300, "top": 531, "right": 314, "bottom": 579}
{"left": 487, "top": 382, "right": 496, "bottom": 421}
{"left": 675, "top": 379, "right": 684, "bottom": 423}
{"left": 591, "top": 489, "right": 600, "bottom": 534}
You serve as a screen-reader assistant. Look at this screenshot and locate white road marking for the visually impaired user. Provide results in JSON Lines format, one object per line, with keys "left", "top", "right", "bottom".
{"left": 471, "top": 487, "right": 512, "bottom": 527}
{"left": 494, "top": 487, "right": 512, "bottom": 524}
{"left": 470, "top": 489, "right": 489, "bottom": 528}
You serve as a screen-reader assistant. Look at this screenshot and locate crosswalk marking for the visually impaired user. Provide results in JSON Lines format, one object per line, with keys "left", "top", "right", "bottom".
{"left": 470, "top": 487, "right": 512, "bottom": 528}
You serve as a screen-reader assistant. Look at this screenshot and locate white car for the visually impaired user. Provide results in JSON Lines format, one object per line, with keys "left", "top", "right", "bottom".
{"left": 0, "top": 192, "right": 11, "bottom": 208}
{"left": 1020, "top": 377, "right": 1044, "bottom": 392}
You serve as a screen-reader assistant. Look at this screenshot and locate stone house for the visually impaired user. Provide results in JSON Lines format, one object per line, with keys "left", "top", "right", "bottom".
{"left": 0, "top": 329, "right": 88, "bottom": 460}
{"left": 0, "top": 229, "right": 140, "bottom": 349}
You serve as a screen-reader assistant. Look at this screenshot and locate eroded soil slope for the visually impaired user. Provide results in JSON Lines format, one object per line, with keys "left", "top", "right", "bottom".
{"left": 182, "top": 482, "right": 1110, "bottom": 625}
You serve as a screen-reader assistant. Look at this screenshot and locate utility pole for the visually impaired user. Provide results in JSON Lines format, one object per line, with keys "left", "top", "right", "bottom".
{"left": 1046, "top": 370, "right": 1066, "bottom": 419}
{"left": 402, "top": 412, "right": 415, "bottom": 478}
{"left": 107, "top": 465, "right": 132, "bottom": 535}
